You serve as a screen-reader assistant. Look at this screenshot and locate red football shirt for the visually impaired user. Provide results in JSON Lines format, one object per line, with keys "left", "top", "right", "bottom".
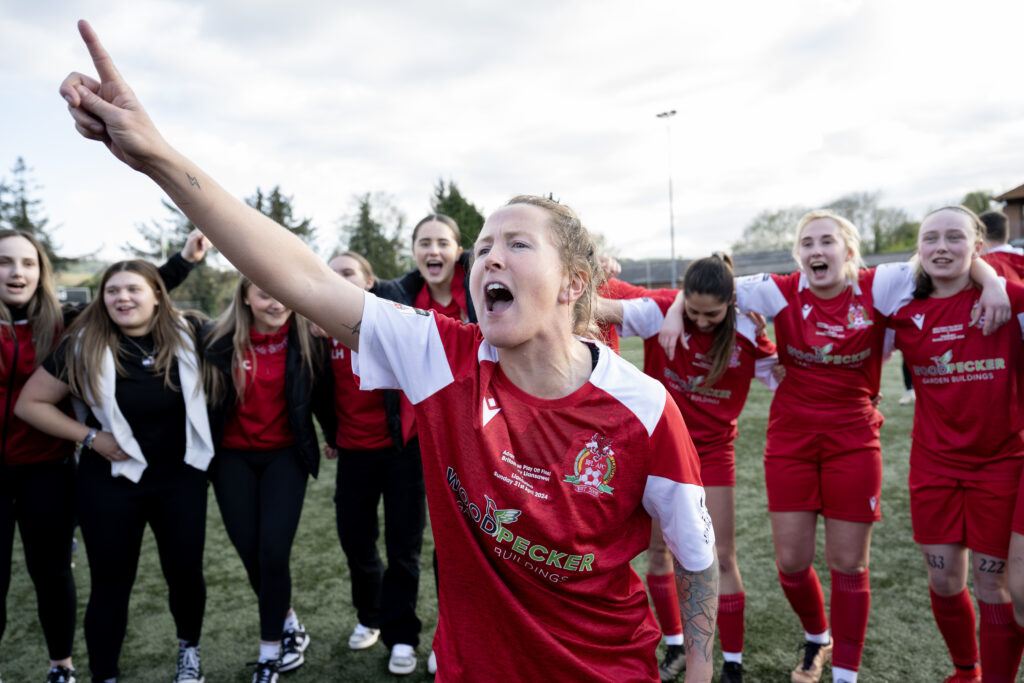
{"left": 329, "top": 337, "right": 391, "bottom": 450}
{"left": 353, "top": 293, "right": 714, "bottom": 682}
{"left": 220, "top": 324, "right": 295, "bottom": 451}
{"left": 619, "top": 295, "right": 778, "bottom": 453}
{"left": 888, "top": 281, "right": 1024, "bottom": 479}
{"left": 735, "top": 264, "right": 913, "bottom": 432}
{"left": 983, "top": 249, "right": 1024, "bottom": 284}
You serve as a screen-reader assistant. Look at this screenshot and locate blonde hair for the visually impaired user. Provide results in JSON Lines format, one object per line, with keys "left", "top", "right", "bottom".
{"left": 503, "top": 195, "right": 602, "bottom": 337}
{"left": 203, "top": 276, "right": 319, "bottom": 404}
{"left": 912, "top": 205, "right": 983, "bottom": 299}
{"left": 0, "top": 230, "right": 62, "bottom": 369}
{"left": 64, "top": 260, "right": 192, "bottom": 403}
{"left": 791, "top": 209, "right": 866, "bottom": 284}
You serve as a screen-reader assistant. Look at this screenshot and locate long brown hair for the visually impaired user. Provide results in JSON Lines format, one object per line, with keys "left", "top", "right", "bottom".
{"left": 683, "top": 253, "right": 736, "bottom": 387}
{"left": 203, "top": 275, "right": 319, "bottom": 404}
{"left": 0, "top": 230, "right": 62, "bottom": 368}
{"left": 64, "top": 260, "right": 190, "bottom": 403}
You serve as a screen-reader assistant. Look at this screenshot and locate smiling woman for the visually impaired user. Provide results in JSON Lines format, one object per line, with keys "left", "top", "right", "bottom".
{"left": 58, "top": 19, "right": 721, "bottom": 682}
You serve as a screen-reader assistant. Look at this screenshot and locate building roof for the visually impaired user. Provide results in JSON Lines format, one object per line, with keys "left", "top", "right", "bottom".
{"left": 996, "top": 183, "right": 1024, "bottom": 202}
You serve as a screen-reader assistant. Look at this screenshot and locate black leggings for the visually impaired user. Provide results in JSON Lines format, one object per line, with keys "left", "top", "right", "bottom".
{"left": 0, "top": 457, "right": 76, "bottom": 660}
{"left": 211, "top": 446, "right": 308, "bottom": 642}
{"left": 77, "top": 452, "right": 208, "bottom": 682}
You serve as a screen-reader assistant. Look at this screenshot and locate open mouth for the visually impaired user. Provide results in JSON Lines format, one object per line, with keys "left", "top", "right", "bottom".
{"left": 485, "top": 282, "right": 514, "bottom": 313}
{"left": 426, "top": 260, "right": 444, "bottom": 277}
{"left": 809, "top": 262, "right": 828, "bottom": 277}
{"left": 5, "top": 283, "right": 25, "bottom": 293}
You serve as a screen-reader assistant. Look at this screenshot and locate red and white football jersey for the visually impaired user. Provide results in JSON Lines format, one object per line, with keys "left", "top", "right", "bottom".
{"left": 353, "top": 292, "right": 713, "bottom": 682}
{"left": 735, "top": 265, "right": 913, "bottom": 432}
{"left": 619, "top": 295, "right": 778, "bottom": 453}
{"left": 888, "top": 281, "right": 1024, "bottom": 479}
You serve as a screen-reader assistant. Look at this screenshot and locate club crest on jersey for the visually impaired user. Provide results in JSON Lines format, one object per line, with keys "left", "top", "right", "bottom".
{"left": 969, "top": 299, "right": 984, "bottom": 329}
{"left": 563, "top": 433, "right": 616, "bottom": 497}
{"left": 846, "top": 304, "right": 873, "bottom": 330}
{"left": 729, "top": 346, "right": 742, "bottom": 368}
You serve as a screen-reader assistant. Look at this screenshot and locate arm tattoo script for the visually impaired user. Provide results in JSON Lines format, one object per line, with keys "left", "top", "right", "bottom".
{"left": 676, "top": 554, "right": 719, "bottom": 670}
{"left": 186, "top": 172, "right": 201, "bottom": 189}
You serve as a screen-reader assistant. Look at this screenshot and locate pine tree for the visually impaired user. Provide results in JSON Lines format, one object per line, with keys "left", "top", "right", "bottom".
{"left": 246, "top": 186, "right": 318, "bottom": 248}
{"left": 339, "top": 193, "right": 408, "bottom": 280}
{"left": 0, "top": 157, "right": 70, "bottom": 268}
{"left": 431, "top": 179, "right": 485, "bottom": 249}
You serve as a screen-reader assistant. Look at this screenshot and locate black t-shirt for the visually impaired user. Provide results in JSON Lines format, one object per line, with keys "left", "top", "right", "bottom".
{"left": 45, "top": 332, "right": 188, "bottom": 468}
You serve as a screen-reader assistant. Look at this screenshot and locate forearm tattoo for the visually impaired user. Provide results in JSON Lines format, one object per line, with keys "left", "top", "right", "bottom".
{"left": 186, "top": 172, "right": 200, "bottom": 189}
{"left": 675, "top": 554, "right": 719, "bottom": 666}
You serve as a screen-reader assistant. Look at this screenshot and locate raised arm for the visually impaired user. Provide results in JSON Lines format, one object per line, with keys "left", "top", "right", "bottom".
{"left": 61, "top": 21, "right": 364, "bottom": 349}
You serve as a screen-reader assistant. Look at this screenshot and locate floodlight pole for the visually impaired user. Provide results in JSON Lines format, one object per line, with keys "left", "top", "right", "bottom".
{"left": 656, "top": 109, "right": 677, "bottom": 286}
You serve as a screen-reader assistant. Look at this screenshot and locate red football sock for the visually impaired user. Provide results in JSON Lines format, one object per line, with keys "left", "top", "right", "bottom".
{"left": 830, "top": 569, "right": 870, "bottom": 671}
{"left": 778, "top": 566, "right": 828, "bottom": 636}
{"left": 929, "top": 587, "right": 979, "bottom": 670}
{"left": 978, "top": 601, "right": 1024, "bottom": 683}
{"left": 718, "top": 592, "right": 745, "bottom": 654}
{"left": 647, "top": 572, "right": 682, "bottom": 638}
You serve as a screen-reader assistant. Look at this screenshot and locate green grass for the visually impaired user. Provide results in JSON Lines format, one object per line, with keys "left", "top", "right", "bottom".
{"left": 2, "top": 340, "right": 999, "bottom": 681}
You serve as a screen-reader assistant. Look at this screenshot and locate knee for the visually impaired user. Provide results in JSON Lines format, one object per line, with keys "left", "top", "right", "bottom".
{"left": 775, "top": 546, "right": 813, "bottom": 574}
{"left": 928, "top": 568, "right": 967, "bottom": 596}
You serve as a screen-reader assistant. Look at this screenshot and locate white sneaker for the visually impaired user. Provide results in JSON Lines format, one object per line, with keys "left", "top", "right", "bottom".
{"left": 898, "top": 388, "right": 915, "bottom": 405}
{"left": 348, "top": 623, "right": 380, "bottom": 650}
{"left": 427, "top": 649, "right": 437, "bottom": 675}
{"left": 279, "top": 621, "right": 309, "bottom": 672}
{"left": 388, "top": 644, "right": 417, "bottom": 676}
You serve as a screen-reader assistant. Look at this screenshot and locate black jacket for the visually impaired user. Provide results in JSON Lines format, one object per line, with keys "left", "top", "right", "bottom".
{"left": 203, "top": 321, "right": 335, "bottom": 478}
{"left": 371, "top": 251, "right": 477, "bottom": 323}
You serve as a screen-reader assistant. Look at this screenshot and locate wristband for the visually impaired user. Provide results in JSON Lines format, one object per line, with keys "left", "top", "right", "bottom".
{"left": 82, "top": 428, "right": 98, "bottom": 450}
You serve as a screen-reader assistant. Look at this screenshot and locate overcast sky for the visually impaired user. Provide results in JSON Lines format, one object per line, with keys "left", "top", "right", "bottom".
{"left": 2, "top": 0, "right": 1023, "bottom": 264}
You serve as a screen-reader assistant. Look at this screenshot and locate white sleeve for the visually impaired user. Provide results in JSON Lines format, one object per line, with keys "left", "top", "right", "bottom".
{"left": 617, "top": 298, "right": 666, "bottom": 339}
{"left": 351, "top": 291, "right": 455, "bottom": 404}
{"left": 872, "top": 262, "right": 916, "bottom": 316}
{"left": 736, "top": 315, "right": 779, "bottom": 390}
{"left": 735, "top": 274, "right": 788, "bottom": 316}
{"left": 642, "top": 475, "right": 715, "bottom": 571}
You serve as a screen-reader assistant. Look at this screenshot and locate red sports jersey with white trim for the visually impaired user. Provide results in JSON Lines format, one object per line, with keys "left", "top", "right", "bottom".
{"left": 619, "top": 295, "right": 778, "bottom": 453}
{"left": 353, "top": 292, "right": 713, "bottom": 682}
{"left": 598, "top": 278, "right": 677, "bottom": 353}
{"left": 888, "top": 281, "right": 1024, "bottom": 479}
{"left": 329, "top": 337, "right": 391, "bottom": 450}
{"left": 983, "top": 250, "right": 1024, "bottom": 284}
{"left": 735, "top": 264, "right": 913, "bottom": 432}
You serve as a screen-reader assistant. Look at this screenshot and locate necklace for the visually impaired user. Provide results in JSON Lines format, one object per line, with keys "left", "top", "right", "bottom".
{"left": 122, "top": 335, "right": 156, "bottom": 368}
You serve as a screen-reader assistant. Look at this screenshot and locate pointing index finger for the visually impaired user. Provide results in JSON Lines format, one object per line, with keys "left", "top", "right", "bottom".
{"left": 77, "top": 19, "right": 124, "bottom": 84}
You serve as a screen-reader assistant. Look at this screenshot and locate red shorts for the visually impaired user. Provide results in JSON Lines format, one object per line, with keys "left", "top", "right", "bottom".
{"left": 764, "top": 424, "right": 882, "bottom": 522}
{"left": 910, "top": 464, "right": 1018, "bottom": 557}
{"left": 696, "top": 442, "right": 735, "bottom": 487}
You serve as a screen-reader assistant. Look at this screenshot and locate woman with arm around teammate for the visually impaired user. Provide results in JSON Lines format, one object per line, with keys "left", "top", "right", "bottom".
{"left": 886, "top": 206, "right": 1024, "bottom": 682}
{"left": 661, "top": 210, "right": 1007, "bottom": 683}
{"left": 0, "top": 228, "right": 206, "bottom": 683}
{"left": 202, "top": 276, "right": 332, "bottom": 683}
{"left": 15, "top": 260, "right": 213, "bottom": 683}
{"left": 58, "top": 22, "right": 721, "bottom": 680}
{"left": 600, "top": 253, "right": 777, "bottom": 683}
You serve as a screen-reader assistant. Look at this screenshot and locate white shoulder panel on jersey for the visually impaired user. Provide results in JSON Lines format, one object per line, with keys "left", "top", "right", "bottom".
{"left": 477, "top": 339, "right": 500, "bottom": 364}
{"left": 618, "top": 298, "right": 665, "bottom": 340}
{"left": 350, "top": 291, "right": 455, "bottom": 404}
{"left": 642, "top": 475, "right": 715, "bottom": 572}
{"left": 735, "top": 313, "right": 758, "bottom": 344}
{"left": 872, "top": 262, "right": 915, "bottom": 316}
{"left": 587, "top": 342, "right": 666, "bottom": 437}
{"left": 735, "top": 273, "right": 788, "bottom": 317}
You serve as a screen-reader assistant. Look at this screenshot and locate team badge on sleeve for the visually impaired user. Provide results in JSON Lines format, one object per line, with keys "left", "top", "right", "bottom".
{"left": 563, "top": 433, "right": 616, "bottom": 497}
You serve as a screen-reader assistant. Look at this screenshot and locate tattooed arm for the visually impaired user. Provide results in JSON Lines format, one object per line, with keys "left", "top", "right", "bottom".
{"left": 60, "top": 21, "right": 365, "bottom": 351}
{"left": 675, "top": 552, "right": 719, "bottom": 683}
